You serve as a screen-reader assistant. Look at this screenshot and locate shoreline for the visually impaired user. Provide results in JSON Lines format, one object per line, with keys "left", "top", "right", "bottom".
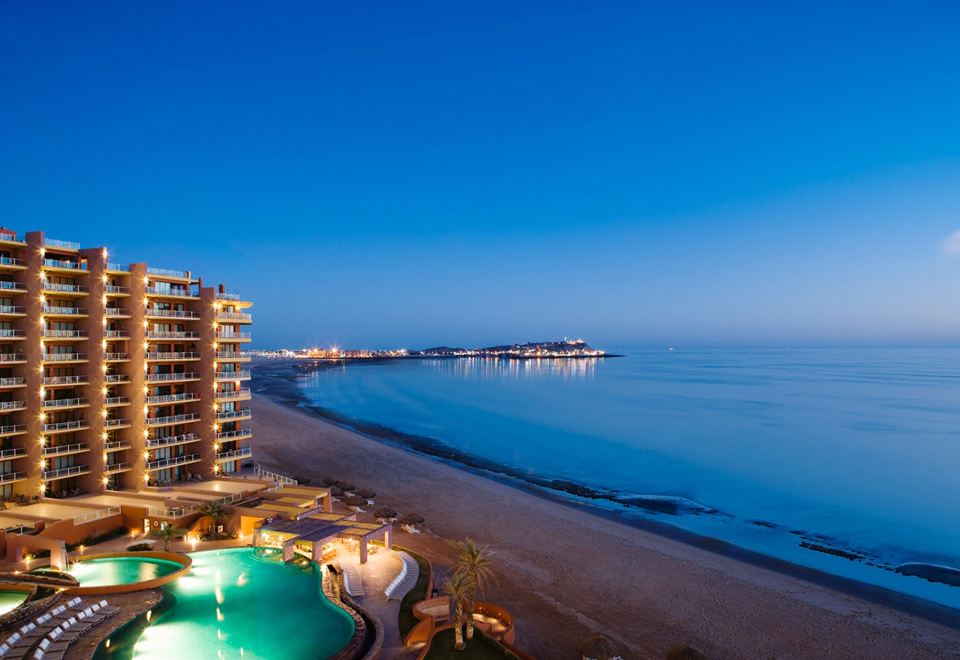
{"left": 251, "top": 359, "right": 960, "bottom": 657}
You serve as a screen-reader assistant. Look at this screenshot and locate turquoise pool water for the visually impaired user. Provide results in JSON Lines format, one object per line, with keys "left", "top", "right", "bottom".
{"left": 0, "top": 589, "right": 28, "bottom": 615}
{"left": 132, "top": 548, "right": 355, "bottom": 659}
{"left": 69, "top": 557, "right": 183, "bottom": 587}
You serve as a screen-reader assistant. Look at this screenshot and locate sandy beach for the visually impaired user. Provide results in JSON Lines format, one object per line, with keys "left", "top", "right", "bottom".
{"left": 251, "top": 364, "right": 960, "bottom": 659}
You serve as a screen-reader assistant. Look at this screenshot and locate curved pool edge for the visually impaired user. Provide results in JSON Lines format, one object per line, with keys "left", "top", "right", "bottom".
{"left": 67, "top": 551, "right": 192, "bottom": 595}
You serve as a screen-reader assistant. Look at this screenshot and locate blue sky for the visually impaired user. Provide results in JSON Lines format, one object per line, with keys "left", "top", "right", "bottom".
{"left": 2, "top": 1, "right": 959, "bottom": 348}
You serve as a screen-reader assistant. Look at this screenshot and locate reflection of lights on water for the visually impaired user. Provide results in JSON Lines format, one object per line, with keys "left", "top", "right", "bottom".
{"left": 216, "top": 607, "right": 224, "bottom": 622}
{"left": 215, "top": 587, "right": 224, "bottom": 604}
{"left": 236, "top": 571, "right": 249, "bottom": 587}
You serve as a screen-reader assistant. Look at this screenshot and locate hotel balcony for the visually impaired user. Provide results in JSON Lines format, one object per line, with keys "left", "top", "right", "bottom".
{"left": 104, "top": 307, "right": 130, "bottom": 319}
{"left": 105, "top": 396, "right": 131, "bottom": 408}
{"left": 43, "top": 330, "right": 88, "bottom": 340}
{"left": 216, "top": 408, "right": 251, "bottom": 422}
{"left": 0, "top": 447, "right": 26, "bottom": 461}
{"left": 105, "top": 330, "right": 130, "bottom": 340}
{"left": 104, "top": 418, "right": 131, "bottom": 430}
{"left": 146, "top": 352, "right": 200, "bottom": 362}
{"left": 105, "top": 285, "right": 130, "bottom": 296}
{"left": 42, "top": 353, "right": 87, "bottom": 364}
{"left": 43, "top": 375, "right": 88, "bottom": 387}
{"left": 0, "top": 472, "right": 26, "bottom": 484}
{"left": 147, "top": 392, "right": 200, "bottom": 406}
{"left": 0, "top": 353, "right": 26, "bottom": 364}
{"left": 147, "top": 433, "right": 200, "bottom": 449}
{"left": 146, "top": 453, "right": 200, "bottom": 471}
{"left": 44, "top": 238, "right": 79, "bottom": 250}
{"left": 43, "top": 283, "right": 87, "bottom": 296}
{"left": 216, "top": 311, "right": 252, "bottom": 323}
{"left": 147, "top": 412, "right": 200, "bottom": 427}
{"left": 42, "top": 306, "right": 87, "bottom": 318}
{"left": 0, "top": 257, "right": 26, "bottom": 272}
{"left": 42, "top": 397, "right": 88, "bottom": 410}
{"left": 145, "top": 286, "right": 198, "bottom": 300}
{"left": 0, "top": 305, "right": 26, "bottom": 317}
{"left": 104, "top": 462, "right": 132, "bottom": 475}
{"left": 106, "top": 263, "right": 129, "bottom": 274}
{"left": 216, "top": 351, "right": 251, "bottom": 363}
{"left": 0, "top": 377, "right": 25, "bottom": 390}
{"left": 105, "top": 440, "right": 131, "bottom": 452}
{"left": 0, "top": 281, "right": 26, "bottom": 294}
{"left": 0, "top": 329, "right": 26, "bottom": 340}
{"left": 105, "top": 374, "right": 129, "bottom": 385}
{"left": 147, "top": 267, "right": 193, "bottom": 280}
{"left": 145, "top": 308, "right": 199, "bottom": 321}
{"left": 216, "top": 370, "right": 251, "bottom": 382}
{"left": 215, "top": 446, "right": 252, "bottom": 463}
{"left": 215, "top": 332, "right": 251, "bottom": 343}
{"left": 43, "top": 465, "right": 90, "bottom": 481}
{"left": 215, "top": 388, "right": 251, "bottom": 403}
{"left": 146, "top": 372, "right": 199, "bottom": 384}
{"left": 216, "top": 428, "right": 252, "bottom": 442}
{"left": 0, "top": 424, "right": 27, "bottom": 437}
{"left": 146, "top": 331, "right": 200, "bottom": 340}
{"left": 105, "top": 352, "right": 130, "bottom": 363}
{"left": 0, "top": 400, "right": 25, "bottom": 412}
{"left": 42, "top": 258, "right": 87, "bottom": 274}
{"left": 42, "top": 442, "right": 89, "bottom": 457}
{"left": 43, "top": 419, "right": 89, "bottom": 434}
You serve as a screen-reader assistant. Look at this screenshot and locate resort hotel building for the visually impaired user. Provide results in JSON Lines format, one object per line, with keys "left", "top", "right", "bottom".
{"left": 0, "top": 227, "right": 254, "bottom": 499}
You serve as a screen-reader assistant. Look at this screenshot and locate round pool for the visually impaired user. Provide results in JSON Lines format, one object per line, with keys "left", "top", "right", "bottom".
{"left": 0, "top": 589, "right": 29, "bottom": 616}
{"left": 131, "top": 548, "right": 355, "bottom": 659}
{"left": 69, "top": 556, "right": 184, "bottom": 588}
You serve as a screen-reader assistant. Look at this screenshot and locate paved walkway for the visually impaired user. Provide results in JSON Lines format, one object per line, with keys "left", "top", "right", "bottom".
{"left": 339, "top": 547, "right": 418, "bottom": 658}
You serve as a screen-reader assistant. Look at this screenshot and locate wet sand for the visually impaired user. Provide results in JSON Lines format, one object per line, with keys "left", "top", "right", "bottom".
{"left": 250, "top": 361, "right": 960, "bottom": 659}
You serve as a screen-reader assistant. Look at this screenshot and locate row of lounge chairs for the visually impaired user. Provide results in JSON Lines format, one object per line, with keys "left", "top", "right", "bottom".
{"left": 0, "top": 597, "right": 119, "bottom": 659}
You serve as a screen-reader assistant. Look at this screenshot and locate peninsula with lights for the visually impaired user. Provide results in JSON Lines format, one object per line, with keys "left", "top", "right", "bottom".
{"left": 252, "top": 338, "right": 614, "bottom": 360}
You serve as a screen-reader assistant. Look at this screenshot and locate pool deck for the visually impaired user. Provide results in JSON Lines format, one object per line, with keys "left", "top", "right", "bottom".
{"left": 339, "top": 548, "right": 412, "bottom": 657}
{"left": 65, "top": 590, "right": 163, "bottom": 660}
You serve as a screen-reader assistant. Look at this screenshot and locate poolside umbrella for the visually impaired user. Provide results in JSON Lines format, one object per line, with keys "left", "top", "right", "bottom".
{"left": 578, "top": 633, "right": 620, "bottom": 660}
{"left": 399, "top": 513, "right": 425, "bottom": 527}
{"left": 356, "top": 488, "right": 376, "bottom": 500}
{"left": 330, "top": 486, "right": 344, "bottom": 498}
{"left": 344, "top": 495, "right": 367, "bottom": 509}
{"left": 335, "top": 481, "right": 356, "bottom": 493}
{"left": 374, "top": 507, "right": 397, "bottom": 521}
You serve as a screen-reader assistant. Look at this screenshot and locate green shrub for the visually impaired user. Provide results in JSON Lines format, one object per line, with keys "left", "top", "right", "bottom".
{"left": 127, "top": 543, "right": 153, "bottom": 552}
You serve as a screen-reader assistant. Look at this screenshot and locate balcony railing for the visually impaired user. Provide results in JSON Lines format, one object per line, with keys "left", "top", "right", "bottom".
{"left": 105, "top": 352, "right": 129, "bottom": 361}
{"left": 43, "top": 283, "right": 87, "bottom": 294}
{"left": 0, "top": 353, "right": 26, "bottom": 363}
{"left": 146, "top": 352, "right": 199, "bottom": 361}
{"left": 105, "top": 396, "right": 130, "bottom": 406}
{"left": 216, "top": 388, "right": 251, "bottom": 401}
{"left": 216, "top": 291, "right": 241, "bottom": 301}
{"left": 43, "top": 397, "right": 87, "bottom": 409}
{"left": 216, "top": 408, "right": 251, "bottom": 421}
{"left": 216, "top": 428, "right": 252, "bottom": 441}
{"left": 146, "top": 331, "right": 199, "bottom": 340}
{"left": 105, "top": 308, "right": 128, "bottom": 317}
{"left": 0, "top": 377, "right": 25, "bottom": 387}
{"left": 43, "top": 306, "right": 85, "bottom": 316}
{"left": 0, "top": 424, "right": 27, "bottom": 436}
{"left": 216, "top": 332, "right": 251, "bottom": 340}
{"left": 105, "top": 462, "right": 131, "bottom": 474}
{"left": 216, "top": 351, "right": 250, "bottom": 361}
{"left": 105, "top": 331, "right": 129, "bottom": 339}
{"left": 44, "top": 238, "right": 80, "bottom": 250}
{"left": 42, "top": 353, "right": 86, "bottom": 362}
{"left": 43, "top": 419, "right": 88, "bottom": 432}
{"left": 147, "top": 413, "right": 200, "bottom": 426}
{"left": 147, "top": 392, "right": 200, "bottom": 405}
{"left": 0, "top": 257, "right": 25, "bottom": 268}
{"left": 146, "top": 453, "right": 200, "bottom": 471}
{"left": 216, "top": 370, "right": 251, "bottom": 381}
{"left": 104, "top": 418, "right": 131, "bottom": 428}
{"left": 145, "top": 308, "right": 199, "bottom": 319}
{"left": 43, "top": 464, "right": 90, "bottom": 480}
{"left": 0, "top": 400, "right": 24, "bottom": 411}
{"left": 0, "top": 306, "right": 25, "bottom": 315}
{"left": 146, "top": 286, "right": 196, "bottom": 298}
{"left": 216, "top": 312, "right": 252, "bottom": 322}
{"left": 106, "top": 263, "right": 128, "bottom": 272}
{"left": 43, "top": 258, "right": 86, "bottom": 270}
{"left": 42, "top": 442, "right": 88, "bottom": 456}
{"left": 147, "top": 267, "right": 189, "bottom": 278}
{"left": 147, "top": 433, "right": 199, "bottom": 448}
{"left": 104, "top": 374, "right": 128, "bottom": 383}
{"left": 0, "top": 329, "right": 25, "bottom": 339}
{"left": 105, "top": 285, "right": 129, "bottom": 294}
{"left": 43, "top": 375, "right": 87, "bottom": 386}
{"left": 146, "top": 372, "right": 198, "bottom": 383}
{"left": 0, "top": 281, "right": 25, "bottom": 293}
{"left": 0, "top": 447, "right": 26, "bottom": 460}
{"left": 105, "top": 440, "right": 131, "bottom": 451}
{"left": 216, "top": 447, "right": 252, "bottom": 462}
{"left": 0, "top": 472, "right": 26, "bottom": 484}
{"left": 44, "top": 330, "right": 87, "bottom": 338}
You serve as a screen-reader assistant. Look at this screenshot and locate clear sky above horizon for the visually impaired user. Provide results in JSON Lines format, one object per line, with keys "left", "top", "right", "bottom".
{"left": 3, "top": 2, "right": 960, "bottom": 349}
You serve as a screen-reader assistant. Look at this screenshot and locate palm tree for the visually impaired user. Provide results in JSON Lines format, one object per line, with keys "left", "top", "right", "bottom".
{"left": 153, "top": 525, "right": 185, "bottom": 552}
{"left": 443, "top": 572, "right": 472, "bottom": 651}
{"left": 455, "top": 538, "right": 495, "bottom": 640}
{"left": 199, "top": 501, "right": 229, "bottom": 539}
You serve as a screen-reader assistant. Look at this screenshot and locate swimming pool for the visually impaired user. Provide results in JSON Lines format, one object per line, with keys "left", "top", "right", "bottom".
{"left": 0, "top": 589, "right": 29, "bottom": 616}
{"left": 131, "top": 548, "right": 355, "bottom": 659}
{"left": 69, "top": 556, "right": 184, "bottom": 588}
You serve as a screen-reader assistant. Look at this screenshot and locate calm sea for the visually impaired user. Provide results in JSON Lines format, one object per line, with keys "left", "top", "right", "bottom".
{"left": 296, "top": 348, "right": 960, "bottom": 608}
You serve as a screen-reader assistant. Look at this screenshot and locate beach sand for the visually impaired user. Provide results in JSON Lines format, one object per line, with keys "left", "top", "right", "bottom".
{"left": 250, "top": 379, "right": 960, "bottom": 659}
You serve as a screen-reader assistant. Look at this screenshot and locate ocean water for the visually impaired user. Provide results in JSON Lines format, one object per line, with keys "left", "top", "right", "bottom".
{"left": 296, "top": 349, "right": 960, "bottom": 608}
